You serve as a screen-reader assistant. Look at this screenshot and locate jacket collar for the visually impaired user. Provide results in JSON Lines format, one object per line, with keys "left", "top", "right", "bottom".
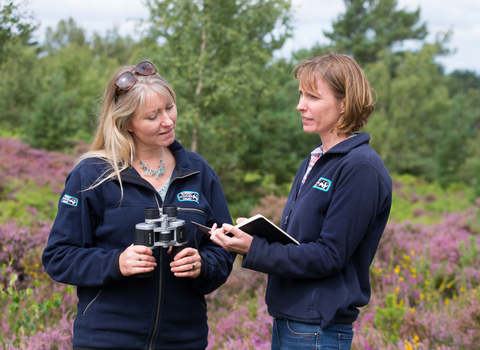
{"left": 168, "top": 139, "right": 194, "bottom": 172}
{"left": 319, "top": 132, "right": 370, "bottom": 155}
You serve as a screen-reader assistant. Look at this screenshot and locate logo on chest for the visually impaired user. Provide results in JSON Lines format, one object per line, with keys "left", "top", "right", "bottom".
{"left": 61, "top": 194, "right": 78, "bottom": 207}
{"left": 177, "top": 191, "right": 200, "bottom": 203}
{"left": 313, "top": 177, "right": 331, "bottom": 192}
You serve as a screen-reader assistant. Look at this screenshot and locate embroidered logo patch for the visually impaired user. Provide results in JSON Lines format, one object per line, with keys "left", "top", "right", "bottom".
{"left": 313, "top": 177, "right": 331, "bottom": 192}
{"left": 61, "top": 194, "right": 78, "bottom": 207}
{"left": 177, "top": 191, "right": 200, "bottom": 203}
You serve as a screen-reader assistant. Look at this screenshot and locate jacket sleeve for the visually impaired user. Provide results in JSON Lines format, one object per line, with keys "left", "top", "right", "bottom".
{"left": 242, "top": 162, "right": 391, "bottom": 279}
{"left": 42, "top": 163, "right": 124, "bottom": 287}
{"left": 189, "top": 173, "right": 236, "bottom": 294}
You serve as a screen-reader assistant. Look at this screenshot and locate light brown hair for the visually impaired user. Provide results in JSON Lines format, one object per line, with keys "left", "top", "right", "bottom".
{"left": 293, "top": 52, "right": 375, "bottom": 133}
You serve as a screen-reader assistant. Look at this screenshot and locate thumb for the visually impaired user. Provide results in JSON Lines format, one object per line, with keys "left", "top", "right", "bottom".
{"left": 236, "top": 217, "right": 247, "bottom": 224}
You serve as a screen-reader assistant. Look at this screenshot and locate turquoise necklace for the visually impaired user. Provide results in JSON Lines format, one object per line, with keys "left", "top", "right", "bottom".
{"left": 138, "top": 148, "right": 165, "bottom": 179}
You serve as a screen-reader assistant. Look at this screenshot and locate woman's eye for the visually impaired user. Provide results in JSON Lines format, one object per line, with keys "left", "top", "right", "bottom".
{"left": 166, "top": 105, "right": 174, "bottom": 110}
{"left": 148, "top": 114, "right": 157, "bottom": 120}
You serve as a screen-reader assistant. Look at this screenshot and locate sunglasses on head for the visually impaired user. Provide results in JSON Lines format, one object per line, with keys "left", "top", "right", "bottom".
{"left": 114, "top": 61, "right": 158, "bottom": 96}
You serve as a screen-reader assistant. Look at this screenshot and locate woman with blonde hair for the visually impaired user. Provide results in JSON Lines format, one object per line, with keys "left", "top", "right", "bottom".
{"left": 211, "top": 53, "right": 392, "bottom": 350}
{"left": 43, "top": 61, "right": 234, "bottom": 350}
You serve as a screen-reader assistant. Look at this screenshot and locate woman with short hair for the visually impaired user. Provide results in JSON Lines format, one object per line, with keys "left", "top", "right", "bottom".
{"left": 211, "top": 53, "right": 392, "bottom": 350}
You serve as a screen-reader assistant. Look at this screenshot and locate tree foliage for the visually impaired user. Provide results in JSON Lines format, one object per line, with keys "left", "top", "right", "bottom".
{"left": 363, "top": 43, "right": 480, "bottom": 189}
{"left": 42, "top": 18, "right": 87, "bottom": 55}
{"left": 142, "top": 0, "right": 292, "bottom": 150}
{"left": 141, "top": 0, "right": 293, "bottom": 211}
{"left": 324, "top": 0, "right": 427, "bottom": 63}
{"left": 0, "top": 0, "right": 37, "bottom": 66}
{"left": 0, "top": 16, "right": 142, "bottom": 150}
{"left": 0, "top": 0, "right": 479, "bottom": 211}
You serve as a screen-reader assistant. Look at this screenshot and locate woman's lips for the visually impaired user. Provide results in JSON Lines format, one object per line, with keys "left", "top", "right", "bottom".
{"left": 160, "top": 127, "right": 174, "bottom": 135}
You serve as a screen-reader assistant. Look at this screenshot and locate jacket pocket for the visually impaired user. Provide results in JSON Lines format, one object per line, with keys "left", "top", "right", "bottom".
{"left": 308, "top": 281, "right": 319, "bottom": 312}
{"left": 82, "top": 287, "right": 105, "bottom": 316}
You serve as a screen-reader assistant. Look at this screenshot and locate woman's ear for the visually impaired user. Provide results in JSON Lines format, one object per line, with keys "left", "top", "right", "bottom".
{"left": 339, "top": 98, "right": 346, "bottom": 115}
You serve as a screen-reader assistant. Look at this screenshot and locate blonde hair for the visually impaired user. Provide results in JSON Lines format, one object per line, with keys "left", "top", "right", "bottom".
{"left": 77, "top": 64, "right": 176, "bottom": 192}
{"left": 293, "top": 52, "right": 375, "bottom": 133}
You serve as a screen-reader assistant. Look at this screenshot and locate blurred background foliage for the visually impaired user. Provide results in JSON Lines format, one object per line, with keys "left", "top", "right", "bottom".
{"left": 1, "top": 0, "right": 480, "bottom": 217}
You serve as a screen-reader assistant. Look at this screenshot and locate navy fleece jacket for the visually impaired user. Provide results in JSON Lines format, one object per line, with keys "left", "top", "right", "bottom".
{"left": 42, "top": 140, "right": 235, "bottom": 350}
{"left": 242, "top": 133, "right": 392, "bottom": 328}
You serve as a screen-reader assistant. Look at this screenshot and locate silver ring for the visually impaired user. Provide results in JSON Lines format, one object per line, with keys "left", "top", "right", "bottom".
{"left": 191, "top": 262, "right": 195, "bottom": 271}
{"left": 138, "top": 255, "right": 142, "bottom": 262}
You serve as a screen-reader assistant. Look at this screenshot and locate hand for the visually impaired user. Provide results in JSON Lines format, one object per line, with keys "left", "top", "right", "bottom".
{"left": 169, "top": 248, "right": 202, "bottom": 278}
{"left": 210, "top": 223, "right": 253, "bottom": 255}
{"left": 119, "top": 244, "right": 156, "bottom": 276}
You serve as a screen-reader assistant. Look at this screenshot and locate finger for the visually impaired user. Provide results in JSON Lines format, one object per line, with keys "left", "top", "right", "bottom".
{"left": 119, "top": 250, "right": 156, "bottom": 276}
{"left": 222, "top": 224, "right": 247, "bottom": 238}
{"left": 128, "top": 244, "right": 154, "bottom": 257}
{"left": 236, "top": 217, "right": 247, "bottom": 224}
{"left": 173, "top": 247, "right": 196, "bottom": 261}
{"left": 130, "top": 264, "right": 156, "bottom": 276}
{"left": 170, "top": 260, "right": 195, "bottom": 272}
{"left": 212, "top": 224, "right": 252, "bottom": 255}
{"left": 210, "top": 228, "right": 228, "bottom": 247}
{"left": 171, "top": 250, "right": 199, "bottom": 269}
{"left": 122, "top": 247, "right": 149, "bottom": 263}
{"left": 135, "top": 252, "right": 156, "bottom": 263}
{"left": 136, "top": 247, "right": 153, "bottom": 256}
{"left": 172, "top": 260, "right": 201, "bottom": 278}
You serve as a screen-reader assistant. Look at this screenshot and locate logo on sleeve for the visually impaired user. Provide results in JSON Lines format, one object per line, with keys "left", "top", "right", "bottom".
{"left": 177, "top": 191, "right": 200, "bottom": 203}
{"left": 61, "top": 194, "right": 78, "bottom": 207}
{"left": 313, "top": 177, "right": 331, "bottom": 192}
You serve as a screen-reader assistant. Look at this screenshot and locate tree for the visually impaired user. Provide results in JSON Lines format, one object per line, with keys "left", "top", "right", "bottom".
{"left": 324, "top": 0, "right": 427, "bottom": 63}
{"left": 23, "top": 74, "right": 84, "bottom": 151}
{"left": 0, "top": 0, "right": 36, "bottom": 66}
{"left": 91, "top": 26, "right": 137, "bottom": 63}
{"left": 42, "top": 18, "right": 87, "bottom": 55}
{"left": 433, "top": 90, "right": 480, "bottom": 186}
{"left": 0, "top": 40, "right": 38, "bottom": 129}
{"left": 141, "top": 0, "right": 293, "bottom": 212}
{"left": 143, "top": 0, "right": 292, "bottom": 154}
{"left": 363, "top": 43, "right": 453, "bottom": 178}
{"left": 446, "top": 70, "right": 480, "bottom": 95}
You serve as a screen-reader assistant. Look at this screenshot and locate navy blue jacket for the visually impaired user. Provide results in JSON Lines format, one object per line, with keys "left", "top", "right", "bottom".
{"left": 242, "top": 133, "right": 392, "bottom": 328}
{"left": 42, "top": 140, "right": 235, "bottom": 350}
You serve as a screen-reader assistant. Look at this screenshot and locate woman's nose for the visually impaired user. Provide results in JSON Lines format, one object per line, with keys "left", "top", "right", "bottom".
{"left": 161, "top": 113, "right": 174, "bottom": 126}
{"left": 297, "top": 97, "right": 306, "bottom": 111}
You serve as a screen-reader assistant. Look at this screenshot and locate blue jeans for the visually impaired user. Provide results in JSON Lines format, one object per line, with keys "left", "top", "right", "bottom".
{"left": 271, "top": 318, "right": 354, "bottom": 350}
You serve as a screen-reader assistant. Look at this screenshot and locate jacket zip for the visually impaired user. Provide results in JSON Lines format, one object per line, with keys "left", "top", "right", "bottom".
{"left": 148, "top": 169, "right": 201, "bottom": 350}
{"left": 82, "top": 287, "right": 105, "bottom": 316}
{"left": 285, "top": 155, "right": 324, "bottom": 228}
{"left": 178, "top": 207, "right": 204, "bottom": 214}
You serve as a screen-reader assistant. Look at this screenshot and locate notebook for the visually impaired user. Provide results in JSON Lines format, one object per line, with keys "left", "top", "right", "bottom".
{"left": 191, "top": 214, "right": 299, "bottom": 245}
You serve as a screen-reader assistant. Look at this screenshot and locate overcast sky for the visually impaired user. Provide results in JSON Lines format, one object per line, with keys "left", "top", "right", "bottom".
{"left": 25, "top": 0, "right": 480, "bottom": 74}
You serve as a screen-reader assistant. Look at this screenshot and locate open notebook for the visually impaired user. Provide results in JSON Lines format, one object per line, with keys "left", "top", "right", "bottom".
{"left": 192, "top": 214, "right": 299, "bottom": 245}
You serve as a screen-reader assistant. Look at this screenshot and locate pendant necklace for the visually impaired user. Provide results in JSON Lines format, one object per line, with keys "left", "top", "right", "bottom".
{"left": 138, "top": 148, "right": 165, "bottom": 179}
